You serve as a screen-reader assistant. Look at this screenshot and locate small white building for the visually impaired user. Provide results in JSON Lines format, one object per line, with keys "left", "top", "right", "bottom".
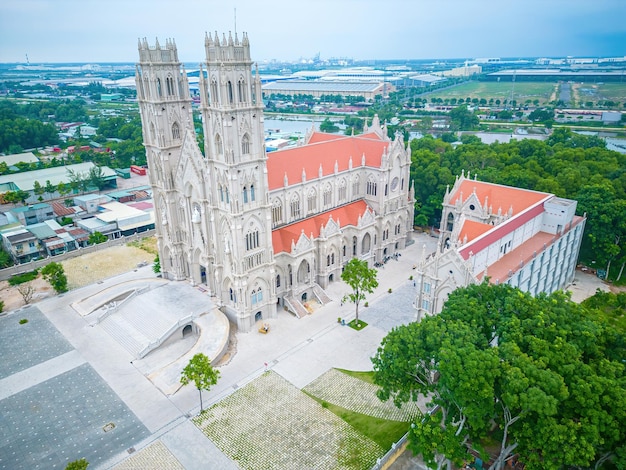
{"left": 414, "top": 172, "right": 586, "bottom": 317}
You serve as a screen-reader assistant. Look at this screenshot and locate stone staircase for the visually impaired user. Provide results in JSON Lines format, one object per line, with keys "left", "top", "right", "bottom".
{"left": 100, "top": 315, "right": 147, "bottom": 358}
{"left": 284, "top": 296, "right": 309, "bottom": 319}
{"left": 99, "top": 298, "right": 186, "bottom": 359}
{"left": 312, "top": 284, "right": 332, "bottom": 304}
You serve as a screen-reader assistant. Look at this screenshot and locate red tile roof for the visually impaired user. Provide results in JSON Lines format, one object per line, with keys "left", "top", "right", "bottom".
{"left": 267, "top": 132, "right": 389, "bottom": 191}
{"left": 272, "top": 200, "right": 370, "bottom": 254}
{"left": 459, "top": 203, "right": 545, "bottom": 260}
{"left": 458, "top": 220, "right": 492, "bottom": 243}
{"left": 450, "top": 179, "right": 549, "bottom": 217}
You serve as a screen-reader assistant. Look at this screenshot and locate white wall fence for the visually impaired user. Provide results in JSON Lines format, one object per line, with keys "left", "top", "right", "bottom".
{"left": 0, "top": 229, "right": 156, "bottom": 282}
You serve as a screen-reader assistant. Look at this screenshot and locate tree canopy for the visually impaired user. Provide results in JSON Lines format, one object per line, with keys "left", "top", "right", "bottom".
{"left": 372, "top": 282, "right": 626, "bottom": 470}
{"left": 180, "top": 352, "right": 220, "bottom": 411}
{"left": 341, "top": 258, "right": 378, "bottom": 325}
{"left": 40, "top": 262, "right": 68, "bottom": 293}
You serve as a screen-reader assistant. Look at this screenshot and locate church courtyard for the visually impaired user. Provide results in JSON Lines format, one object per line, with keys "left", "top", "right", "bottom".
{"left": 0, "top": 232, "right": 606, "bottom": 469}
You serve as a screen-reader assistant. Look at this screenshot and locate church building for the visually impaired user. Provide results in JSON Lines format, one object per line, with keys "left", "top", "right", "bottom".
{"left": 414, "top": 172, "right": 586, "bottom": 317}
{"left": 135, "top": 33, "right": 414, "bottom": 332}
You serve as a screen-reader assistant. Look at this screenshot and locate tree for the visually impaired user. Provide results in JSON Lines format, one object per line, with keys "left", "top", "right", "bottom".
{"left": 65, "top": 458, "right": 88, "bottom": 470}
{"left": 319, "top": 118, "right": 339, "bottom": 133}
{"left": 40, "top": 262, "right": 68, "bottom": 293}
{"left": 340, "top": 258, "right": 378, "bottom": 326}
{"left": 180, "top": 353, "right": 220, "bottom": 412}
{"left": 66, "top": 168, "right": 87, "bottom": 194}
{"left": 17, "top": 282, "right": 35, "bottom": 304}
{"left": 88, "top": 232, "right": 108, "bottom": 245}
{"left": 88, "top": 165, "right": 107, "bottom": 191}
{"left": 44, "top": 179, "right": 56, "bottom": 198}
{"left": 57, "top": 182, "right": 71, "bottom": 198}
{"left": 153, "top": 255, "right": 161, "bottom": 274}
{"left": 0, "top": 247, "right": 13, "bottom": 269}
{"left": 448, "top": 105, "right": 479, "bottom": 131}
{"left": 372, "top": 283, "right": 626, "bottom": 470}
{"left": 33, "top": 180, "right": 44, "bottom": 199}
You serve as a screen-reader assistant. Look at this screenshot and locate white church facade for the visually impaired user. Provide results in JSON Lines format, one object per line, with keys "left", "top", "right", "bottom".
{"left": 135, "top": 33, "right": 414, "bottom": 332}
{"left": 414, "top": 172, "right": 586, "bottom": 317}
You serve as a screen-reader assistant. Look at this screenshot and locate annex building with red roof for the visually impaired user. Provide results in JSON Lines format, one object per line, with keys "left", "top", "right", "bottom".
{"left": 414, "top": 171, "right": 586, "bottom": 317}
{"left": 136, "top": 34, "right": 414, "bottom": 332}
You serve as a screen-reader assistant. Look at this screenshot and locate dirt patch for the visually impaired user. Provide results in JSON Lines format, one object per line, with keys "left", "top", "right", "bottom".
{"left": 0, "top": 277, "right": 53, "bottom": 313}
{"left": 62, "top": 245, "right": 153, "bottom": 290}
{"left": 0, "top": 242, "right": 156, "bottom": 314}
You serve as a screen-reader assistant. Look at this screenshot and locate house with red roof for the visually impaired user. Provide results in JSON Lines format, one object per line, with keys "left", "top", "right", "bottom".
{"left": 136, "top": 34, "right": 414, "bottom": 332}
{"left": 414, "top": 171, "right": 586, "bottom": 317}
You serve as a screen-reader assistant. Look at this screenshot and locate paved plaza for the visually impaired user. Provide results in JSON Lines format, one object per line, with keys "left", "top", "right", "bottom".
{"left": 1, "top": 233, "right": 443, "bottom": 469}
{"left": 0, "top": 309, "right": 150, "bottom": 470}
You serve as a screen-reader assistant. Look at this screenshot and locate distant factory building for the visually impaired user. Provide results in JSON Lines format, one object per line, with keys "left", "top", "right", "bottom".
{"left": 262, "top": 80, "right": 393, "bottom": 100}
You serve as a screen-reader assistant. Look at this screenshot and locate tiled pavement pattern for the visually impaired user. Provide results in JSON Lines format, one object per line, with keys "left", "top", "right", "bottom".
{"left": 194, "top": 371, "right": 383, "bottom": 470}
{"left": 302, "top": 368, "right": 421, "bottom": 422}
{"left": 0, "top": 306, "right": 72, "bottom": 379}
{"left": 358, "top": 282, "right": 418, "bottom": 331}
{"left": 0, "top": 309, "right": 150, "bottom": 470}
{"left": 113, "top": 440, "right": 184, "bottom": 470}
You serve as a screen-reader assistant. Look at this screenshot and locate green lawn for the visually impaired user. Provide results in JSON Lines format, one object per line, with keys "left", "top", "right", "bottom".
{"left": 307, "top": 395, "right": 410, "bottom": 450}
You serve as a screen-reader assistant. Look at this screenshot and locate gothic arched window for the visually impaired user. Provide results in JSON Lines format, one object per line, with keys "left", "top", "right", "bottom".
{"left": 447, "top": 213, "right": 455, "bottom": 232}
{"left": 361, "top": 233, "right": 371, "bottom": 254}
{"left": 290, "top": 195, "right": 301, "bottom": 220}
{"left": 238, "top": 78, "right": 246, "bottom": 102}
{"left": 366, "top": 178, "right": 377, "bottom": 196}
{"left": 210, "top": 78, "right": 218, "bottom": 105}
{"left": 272, "top": 200, "right": 283, "bottom": 226}
{"left": 227, "top": 81, "right": 234, "bottom": 103}
{"left": 251, "top": 287, "right": 263, "bottom": 305}
{"left": 250, "top": 185, "right": 255, "bottom": 202}
{"left": 323, "top": 185, "right": 332, "bottom": 207}
{"left": 242, "top": 134, "right": 250, "bottom": 155}
{"left": 307, "top": 189, "right": 316, "bottom": 212}
{"left": 172, "top": 122, "right": 180, "bottom": 140}
{"left": 246, "top": 230, "right": 260, "bottom": 251}
{"left": 243, "top": 186, "right": 248, "bottom": 203}
{"left": 338, "top": 179, "right": 347, "bottom": 202}
{"left": 215, "top": 134, "right": 223, "bottom": 156}
{"left": 156, "top": 78, "right": 162, "bottom": 97}
{"left": 352, "top": 176, "right": 359, "bottom": 197}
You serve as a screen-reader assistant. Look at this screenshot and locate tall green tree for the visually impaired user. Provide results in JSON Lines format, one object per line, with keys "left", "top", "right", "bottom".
{"left": 88, "top": 232, "right": 108, "bottom": 245}
{"left": 40, "top": 262, "right": 68, "bottom": 293}
{"left": 88, "top": 165, "right": 107, "bottom": 191}
{"left": 340, "top": 258, "right": 378, "bottom": 326}
{"left": 372, "top": 283, "right": 626, "bottom": 470}
{"left": 180, "top": 353, "right": 220, "bottom": 412}
{"left": 32, "top": 180, "right": 44, "bottom": 199}
{"left": 448, "top": 105, "right": 479, "bottom": 131}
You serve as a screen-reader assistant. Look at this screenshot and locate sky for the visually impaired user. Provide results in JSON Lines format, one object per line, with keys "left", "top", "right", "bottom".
{"left": 1, "top": 0, "right": 625, "bottom": 64}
